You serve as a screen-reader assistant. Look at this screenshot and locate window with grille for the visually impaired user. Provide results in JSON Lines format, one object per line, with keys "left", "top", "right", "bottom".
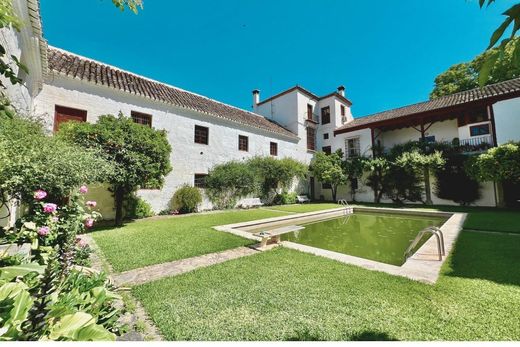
{"left": 321, "top": 106, "right": 330, "bottom": 124}
{"left": 307, "top": 127, "right": 316, "bottom": 151}
{"left": 238, "top": 135, "right": 249, "bottom": 151}
{"left": 194, "top": 174, "right": 208, "bottom": 188}
{"left": 345, "top": 137, "right": 360, "bottom": 158}
{"left": 341, "top": 105, "right": 346, "bottom": 116}
{"left": 323, "top": 133, "right": 329, "bottom": 140}
{"left": 307, "top": 104, "right": 313, "bottom": 120}
{"left": 131, "top": 111, "right": 152, "bottom": 127}
{"left": 194, "top": 125, "right": 209, "bottom": 144}
{"left": 270, "top": 142, "right": 278, "bottom": 156}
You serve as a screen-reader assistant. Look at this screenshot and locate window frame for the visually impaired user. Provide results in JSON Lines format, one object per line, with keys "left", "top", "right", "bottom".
{"left": 322, "top": 146, "right": 332, "bottom": 155}
{"left": 194, "top": 125, "right": 209, "bottom": 145}
{"left": 54, "top": 105, "right": 87, "bottom": 133}
{"left": 323, "top": 133, "right": 329, "bottom": 140}
{"left": 340, "top": 105, "right": 346, "bottom": 116}
{"left": 321, "top": 106, "right": 331, "bottom": 125}
{"left": 306, "top": 127, "right": 316, "bottom": 151}
{"left": 194, "top": 173, "right": 208, "bottom": 188}
{"left": 131, "top": 110, "right": 153, "bottom": 127}
{"left": 345, "top": 137, "right": 361, "bottom": 158}
{"left": 270, "top": 141, "right": 278, "bottom": 156}
{"left": 469, "top": 123, "right": 491, "bottom": 137}
{"left": 238, "top": 135, "right": 249, "bottom": 152}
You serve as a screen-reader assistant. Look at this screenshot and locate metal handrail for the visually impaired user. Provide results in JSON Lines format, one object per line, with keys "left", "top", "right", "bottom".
{"left": 337, "top": 199, "right": 353, "bottom": 215}
{"left": 404, "top": 226, "right": 445, "bottom": 261}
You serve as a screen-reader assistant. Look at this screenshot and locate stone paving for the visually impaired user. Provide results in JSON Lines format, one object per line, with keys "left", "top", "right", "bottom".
{"left": 112, "top": 246, "right": 259, "bottom": 287}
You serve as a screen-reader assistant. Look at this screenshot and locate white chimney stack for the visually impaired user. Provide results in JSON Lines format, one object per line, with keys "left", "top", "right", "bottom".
{"left": 252, "top": 89, "right": 260, "bottom": 107}
{"left": 337, "top": 85, "right": 345, "bottom": 97}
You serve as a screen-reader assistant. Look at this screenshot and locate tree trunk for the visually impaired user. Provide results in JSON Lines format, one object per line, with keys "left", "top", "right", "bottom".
{"left": 423, "top": 167, "right": 433, "bottom": 205}
{"left": 496, "top": 181, "right": 505, "bottom": 208}
{"left": 331, "top": 186, "right": 337, "bottom": 202}
{"left": 114, "top": 185, "right": 125, "bottom": 226}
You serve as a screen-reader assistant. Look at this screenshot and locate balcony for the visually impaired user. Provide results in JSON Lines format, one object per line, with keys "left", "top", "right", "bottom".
{"left": 304, "top": 112, "right": 319, "bottom": 124}
{"left": 456, "top": 135, "right": 493, "bottom": 153}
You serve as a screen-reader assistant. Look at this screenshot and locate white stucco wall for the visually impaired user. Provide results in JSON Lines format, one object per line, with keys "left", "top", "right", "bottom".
{"left": 34, "top": 74, "right": 312, "bottom": 216}
{"left": 493, "top": 97, "right": 520, "bottom": 144}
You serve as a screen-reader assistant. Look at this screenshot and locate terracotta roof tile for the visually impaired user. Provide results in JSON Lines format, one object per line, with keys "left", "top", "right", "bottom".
{"left": 335, "top": 78, "right": 520, "bottom": 133}
{"left": 47, "top": 46, "right": 297, "bottom": 139}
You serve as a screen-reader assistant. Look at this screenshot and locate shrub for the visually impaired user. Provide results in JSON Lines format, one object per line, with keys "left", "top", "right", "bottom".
{"left": 436, "top": 153, "right": 481, "bottom": 205}
{"left": 124, "top": 194, "right": 154, "bottom": 220}
{"left": 171, "top": 185, "right": 202, "bottom": 213}
{"left": 206, "top": 161, "right": 258, "bottom": 209}
{"left": 273, "top": 191, "right": 298, "bottom": 205}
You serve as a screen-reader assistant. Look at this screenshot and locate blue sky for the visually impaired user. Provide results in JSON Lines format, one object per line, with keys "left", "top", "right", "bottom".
{"left": 41, "top": 0, "right": 513, "bottom": 117}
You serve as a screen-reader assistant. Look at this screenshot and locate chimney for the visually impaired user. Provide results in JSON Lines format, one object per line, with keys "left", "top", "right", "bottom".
{"left": 337, "top": 85, "right": 345, "bottom": 97}
{"left": 252, "top": 89, "right": 260, "bottom": 110}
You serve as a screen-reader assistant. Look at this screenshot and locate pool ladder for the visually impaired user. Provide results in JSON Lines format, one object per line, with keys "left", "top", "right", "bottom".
{"left": 404, "top": 226, "right": 445, "bottom": 261}
{"left": 337, "top": 199, "right": 354, "bottom": 215}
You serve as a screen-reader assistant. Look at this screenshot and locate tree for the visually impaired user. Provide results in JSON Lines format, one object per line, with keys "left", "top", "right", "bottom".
{"left": 430, "top": 38, "right": 520, "bottom": 99}
{"left": 205, "top": 161, "right": 258, "bottom": 209}
{"left": 436, "top": 153, "right": 481, "bottom": 206}
{"left": 395, "top": 150, "right": 445, "bottom": 205}
{"left": 342, "top": 157, "right": 365, "bottom": 201}
{"left": 476, "top": 1, "right": 520, "bottom": 85}
{"left": 0, "top": 114, "right": 113, "bottom": 211}
{"left": 310, "top": 150, "right": 347, "bottom": 202}
{"left": 58, "top": 114, "right": 172, "bottom": 226}
{"left": 111, "top": 0, "right": 143, "bottom": 13}
{"left": 247, "top": 156, "right": 307, "bottom": 203}
{"left": 363, "top": 156, "right": 391, "bottom": 204}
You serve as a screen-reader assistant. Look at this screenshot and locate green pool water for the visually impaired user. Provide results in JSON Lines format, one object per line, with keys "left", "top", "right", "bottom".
{"left": 280, "top": 212, "right": 446, "bottom": 266}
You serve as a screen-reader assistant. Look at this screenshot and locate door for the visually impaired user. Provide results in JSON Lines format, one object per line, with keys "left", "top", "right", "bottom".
{"left": 54, "top": 105, "right": 87, "bottom": 132}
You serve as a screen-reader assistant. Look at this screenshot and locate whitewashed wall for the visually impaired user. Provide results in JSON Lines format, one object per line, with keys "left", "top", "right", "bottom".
{"left": 493, "top": 97, "right": 520, "bottom": 144}
{"left": 35, "top": 74, "right": 310, "bottom": 216}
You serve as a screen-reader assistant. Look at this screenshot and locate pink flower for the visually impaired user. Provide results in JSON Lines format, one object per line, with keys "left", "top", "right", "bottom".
{"left": 84, "top": 218, "right": 94, "bottom": 228}
{"left": 76, "top": 237, "right": 88, "bottom": 248}
{"left": 79, "top": 185, "right": 88, "bottom": 194}
{"left": 86, "top": 201, "right": 97, "bottom": 207}
{"left": 33, "top": 189, "right": 47, "bottom": 200}
{"left": 37, "top": 226, "right": 50, "bottom": 236}
{"left": 43, "top": 203, "right": 57, "bottom": 214}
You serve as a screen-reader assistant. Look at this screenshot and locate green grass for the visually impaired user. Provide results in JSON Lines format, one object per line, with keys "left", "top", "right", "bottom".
{"left": 92, "top": 209, "right": 293, "bottom": 272}
{"left": 133, "top": 231, "right": 520, "bottom": 341}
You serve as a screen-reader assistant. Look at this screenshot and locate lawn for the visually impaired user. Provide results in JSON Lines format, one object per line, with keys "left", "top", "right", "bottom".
{"left": 92, "top": 208, "right": 293, "bottom": 272}
{"left": 133, "top": 231, "right": 520, "bottom": 340}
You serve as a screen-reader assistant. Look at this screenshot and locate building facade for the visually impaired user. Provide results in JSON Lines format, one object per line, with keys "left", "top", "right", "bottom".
{"left": 2, "top": 0, "right": 520, "bottom": 220}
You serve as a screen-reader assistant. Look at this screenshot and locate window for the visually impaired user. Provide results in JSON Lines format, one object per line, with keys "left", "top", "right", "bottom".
{"left": 238, "top": 135, "right": 249, "bottom": 151}
{"left": 341, "top": 105, "right": 346, "bottom": 116}
{"left": 307, "top": 127, "right": 316, "bottom": 151}
{"left": 470, "top": 123, "right": 490, "bottom": 137}
{"left": 322, "top": 183, "right": 332, "bottom": 189}
{"left": 307, "top": 104, "right": 313, "bottom": 120}
{"left": 322, "top": 146, "right": 332, "bottom": 155}
{"left": 420, "top": 135, "right": 436, "bottom": 143}
{"left": 270, "top": 142, "right": 278, "bottom": 156}
{"left": 321, "top": 106, "right": 330, "bottom": 124}
{"left": 194, "top": 174, "right": 208, "bottom": 188}
{"left": 345, "top": 137, "right": 360, "bottom": 158}
{"left": 131, "top": 111, "right": 152, "bottom": 127}
{"left": 54, "top": 105, "right": 87, "bottom": 132}
{"left": 194, "top": 125, "right": 209, "bottom": 144}
{"left": 323, "top": 133, "right": 329, "bottom": 140}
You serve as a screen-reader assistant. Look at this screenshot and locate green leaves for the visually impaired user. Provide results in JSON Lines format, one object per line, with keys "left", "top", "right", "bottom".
{"left": 466, "top": 142, "right": 520, "bottom": 182}
{"left": 48, "top": 312, "right": 115, "bottom": 341}
{"left": 0, "top": 263, "right": 44, "bottom": 282}
{"left": 0, "top": 283, "right": 33, "bottom": 340}
{"left": 111, "top": 0, "right": 143, "bottom": 14}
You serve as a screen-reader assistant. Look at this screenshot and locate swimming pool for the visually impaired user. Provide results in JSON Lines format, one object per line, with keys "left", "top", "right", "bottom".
{"left": 214, "top": 206, "right": 464, "bottom": 283}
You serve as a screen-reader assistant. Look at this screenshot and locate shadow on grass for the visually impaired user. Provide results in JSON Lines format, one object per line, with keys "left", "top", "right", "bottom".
{"left": 284, "top": 329, "right": 397, "bottom": 341}
{"left": 445, "top": 231, "right": 520, "bottom": 287}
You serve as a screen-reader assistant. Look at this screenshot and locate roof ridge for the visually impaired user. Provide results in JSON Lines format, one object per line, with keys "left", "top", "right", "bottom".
{"left": 47, "top": 45, "right": 267, "bottom": 119}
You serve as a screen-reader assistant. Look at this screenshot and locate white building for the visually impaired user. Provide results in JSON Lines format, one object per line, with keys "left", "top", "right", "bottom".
{"left": 2, "top": 0, "right": 520, "bottom": 220}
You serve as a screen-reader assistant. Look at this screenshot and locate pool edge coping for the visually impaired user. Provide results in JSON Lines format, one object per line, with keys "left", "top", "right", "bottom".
{"left": 213, "top": 206, "right": 466, "bottom": 284}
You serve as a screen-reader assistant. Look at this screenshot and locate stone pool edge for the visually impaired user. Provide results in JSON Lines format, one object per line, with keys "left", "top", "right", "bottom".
{"left": 213, "top": 206, "right": 466, "bottom": 284}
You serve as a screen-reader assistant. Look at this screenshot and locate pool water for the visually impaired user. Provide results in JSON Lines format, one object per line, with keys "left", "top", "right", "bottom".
{"left": 280, "top": 212, "right": 446, "bottom": 266}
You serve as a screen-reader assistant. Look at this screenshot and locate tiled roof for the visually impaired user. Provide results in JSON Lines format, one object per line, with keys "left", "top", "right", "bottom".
{"left": 335, "top": 77, "right": 520, "bottom": 133}
{"left": 46, "top": 46, "right": 297, "bottom": 139}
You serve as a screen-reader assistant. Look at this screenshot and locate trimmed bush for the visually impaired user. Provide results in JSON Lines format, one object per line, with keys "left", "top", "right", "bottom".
{"left": 124, "top": 194, "right": 154, "bottom": 219}
{"left": 171, "top": 184, "right": 202, "bottom": 214}
{"left": 273, "top": 191, "right": 298, "bottom": 205}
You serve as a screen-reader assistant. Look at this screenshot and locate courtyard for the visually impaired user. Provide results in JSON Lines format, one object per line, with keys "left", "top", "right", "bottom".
{"left": 88, "top": 203, "right": 520, "bottom": 341}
